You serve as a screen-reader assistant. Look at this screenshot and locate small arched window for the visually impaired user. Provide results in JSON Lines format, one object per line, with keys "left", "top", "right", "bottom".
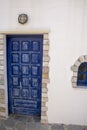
{"left": 77, "top": 62, "right": 87, "bottom": 86}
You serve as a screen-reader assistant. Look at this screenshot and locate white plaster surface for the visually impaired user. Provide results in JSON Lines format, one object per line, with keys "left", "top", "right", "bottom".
{"left": 0, "top": 0, "right": 87, "bottom": 125}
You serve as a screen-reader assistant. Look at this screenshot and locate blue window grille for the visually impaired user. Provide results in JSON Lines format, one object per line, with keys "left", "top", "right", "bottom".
{"left": 77, "top": 62, "right": 87, "bottom": 86}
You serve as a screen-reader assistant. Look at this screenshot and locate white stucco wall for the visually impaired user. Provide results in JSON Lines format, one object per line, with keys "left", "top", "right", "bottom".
{"left": 0, "top": 0, "right": 87, "bottom": 125}
{"left": 0, "top": 0, "right": 9, "bottom": 29}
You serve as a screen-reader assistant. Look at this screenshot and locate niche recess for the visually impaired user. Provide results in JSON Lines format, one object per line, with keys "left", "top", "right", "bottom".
{"left": 71, "top": 55, "right": 87, "bottom": 88}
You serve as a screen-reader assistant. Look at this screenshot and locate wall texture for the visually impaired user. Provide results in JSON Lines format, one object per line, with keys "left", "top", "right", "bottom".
{"left": 0, "top": 0, "right": 87, "bottom": 125}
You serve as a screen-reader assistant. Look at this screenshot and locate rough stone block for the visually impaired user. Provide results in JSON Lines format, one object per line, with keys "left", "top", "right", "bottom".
{"left": 79, "top": 56, "right": 85, "bottom": 63}
{"left": 42, "top": 97, "right": 48, "bottom": 102}
{"left": 42, "top": 83, "right": 47, "bottom": 88}
{"left": 41, "top": 102, "right": 46, "bottom": 107}
{"left": 43, "top": 44, "right": 49, "bottom": 51}
{"left": 43, "top": 40, "right": 49, "bottom": 44}
{"left": 72, "top": 83, "right": 77, "bottom": 88}
{"left": 74, "top": 60, "right": 81, "bottom": 67}
{"left": 0, "top": 89, "right": 5, "bottom": 99}
{"left": 42, "top": 93, "right": 48, "bottom": 98}
{"left": 71, "top": 76, "right": 77, "bottom": 83}
{"left": 42, "top": 73, "right": 49, "bottom": 79}
{"left": 0, "top": 107, "right": 5, "bottom": 112}
{"left": 43, "top": 62, "right": 49, "bottom": 66}
{"left": 0, "top": 44, "right": 4, "bottom": 50}
{"left": 0, "top": 98, "right": 5, "bottom": 104}
{"left": 43, "top": 56, "right": 50, "bottom": 62}
{"left": 0, "top": 75, "right": 4, "bottom": 81}
{"left": 42, "top": 87, "right": 48, "bottom": 93}
{"left": 0, "top": 81, "right": 4, "bottom": 85}
{"left": 0, "top": 40, "right": 4, "bottom": 44}
{"left": 0, "top": 60, "right": 4, "bottom": 65}
{"left": 41, "top": 111, "right": 47, "bottom": 116}
{"left": 41, "top": 116, "right": 48, "bottom": 121}
{"left": 43, "top": 67, "right": 49, "bottom": 73}
{"left": 0, "top": 103, "right": 5, "bottom": 108}
{"left": 0, "top": 70, "right": 4, "bottom": 75}
{"left": 0, "top": 55, "right": 4, "bottom": 60}
{"left": 0, "top": 66, "right": 4, "bottom": 70}
{"left": 42, "top": 79, "right": 50, "bottom": 83}
{"left": 0, "top": 113, "right": 6, "bottom": 119}
{"left": 0, "top": 51, "right": 4, "bottom": 55}
{"left": 71, "top": 65, "right": 78, "bottom": 72}
{"left": 43, "top": 34, "right": 49, "bottom": 40}
{"left": 41, "top": 106, "right": 48, "bottom": 111}
{"left": 84, "top": 55, "right": 87, "bottom": 61}
{"left": 0, "top": 34, "right": 4, "bottom": 39}
{"left": 41, "top": 102, "right": 46, "bottom": 106}
{"left": 0, "top": 85, "right": 4, "bottom": 89}
{"left": 73, "top": 72, "right": 78, "bottom": 77}
{"left": 43, "top": 51, "right": 49, "bottom": 56}
{"left": 41, "top": 119, "right": 48, "bottom": 124}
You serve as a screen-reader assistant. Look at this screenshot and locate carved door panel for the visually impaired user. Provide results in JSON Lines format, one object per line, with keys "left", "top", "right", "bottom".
{"left": 7, "top": 35, "right": 43, "bottom": 116}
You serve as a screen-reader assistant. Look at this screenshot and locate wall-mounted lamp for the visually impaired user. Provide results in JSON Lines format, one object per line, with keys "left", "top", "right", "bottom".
{"left": 18, "top": 14, "right": 28, "bottom": 24}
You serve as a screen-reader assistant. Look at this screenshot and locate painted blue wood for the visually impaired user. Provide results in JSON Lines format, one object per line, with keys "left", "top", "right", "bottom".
{"left": 7, "top": 35, "right": 43, "bottom": 116}
{"left": 77, "top": 62, "right": 87, "bottom": 86}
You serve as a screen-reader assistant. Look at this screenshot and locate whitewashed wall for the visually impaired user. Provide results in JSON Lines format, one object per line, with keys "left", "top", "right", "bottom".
{"left": 0, "top": 0, "right": 87, "bottom": 125}
{"left": 0, "top": 0, "right": 9, "bottom": 29}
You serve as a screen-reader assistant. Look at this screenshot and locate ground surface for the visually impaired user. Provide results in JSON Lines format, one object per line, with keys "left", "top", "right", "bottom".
{"left": 0, "top": 115, "right": 87, "bottom": 130}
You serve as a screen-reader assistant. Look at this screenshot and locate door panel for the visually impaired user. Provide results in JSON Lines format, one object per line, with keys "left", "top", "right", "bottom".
{"left": 7, "top": 35, "right": 43, "bottom": 116}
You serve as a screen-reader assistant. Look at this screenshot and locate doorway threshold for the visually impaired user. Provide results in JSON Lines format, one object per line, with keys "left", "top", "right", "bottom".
{"left": 10, "top": 114, "right": 41, "bottom": 123}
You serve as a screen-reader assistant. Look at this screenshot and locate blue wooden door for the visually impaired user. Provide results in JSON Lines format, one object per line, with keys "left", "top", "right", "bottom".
{"left": 7, "top": 35, "right": 43, "bottom": 116}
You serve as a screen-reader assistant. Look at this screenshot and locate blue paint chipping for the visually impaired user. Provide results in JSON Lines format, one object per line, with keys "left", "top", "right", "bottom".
{"left": 6, "top": 35, "right": 43, "bottom": 116}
